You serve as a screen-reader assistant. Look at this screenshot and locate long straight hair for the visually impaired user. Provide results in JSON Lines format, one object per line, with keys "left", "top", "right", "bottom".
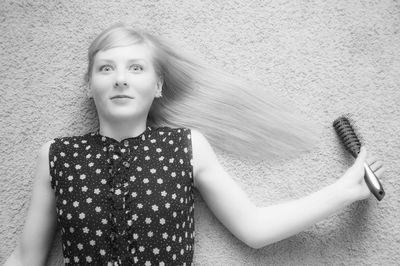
{"left": 86, "top": 24, "right": 318, "bottom": 159}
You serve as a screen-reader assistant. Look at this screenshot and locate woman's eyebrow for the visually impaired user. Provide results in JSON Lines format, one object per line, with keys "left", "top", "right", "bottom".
{"left": 95, "top": 58, "right": 148, "bottom": 63}
{"left": 126, "top": 58, "right": 148, "bottom": 63}
{"left": 93, "top": 58, "right": 114, "bottom": 64}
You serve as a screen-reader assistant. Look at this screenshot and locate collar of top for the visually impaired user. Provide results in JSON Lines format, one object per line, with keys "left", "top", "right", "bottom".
{"left": 93, "top": 126, "right": 153, "bottom": 147}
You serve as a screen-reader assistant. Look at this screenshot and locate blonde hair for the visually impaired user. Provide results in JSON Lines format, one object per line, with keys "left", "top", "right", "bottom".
{"left": 86, "top": 24, "right": 318, "bottom": 159}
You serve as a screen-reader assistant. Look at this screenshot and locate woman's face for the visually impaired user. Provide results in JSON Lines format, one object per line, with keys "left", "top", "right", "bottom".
{"left": 89, "top": 43, "right": 162, "bottom": 123}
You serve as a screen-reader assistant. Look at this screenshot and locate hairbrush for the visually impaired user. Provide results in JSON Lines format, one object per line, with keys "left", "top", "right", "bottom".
{"left": 333, "top": 116, "right": 385, "bottom": 201}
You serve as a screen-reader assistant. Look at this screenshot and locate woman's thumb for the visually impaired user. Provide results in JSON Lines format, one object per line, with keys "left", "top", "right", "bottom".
{"left": 355, "top": 146, "right": 367, "bottom": 166}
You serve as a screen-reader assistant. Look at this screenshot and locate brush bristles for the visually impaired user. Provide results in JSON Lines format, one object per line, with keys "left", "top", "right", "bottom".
{"left": 333, "top": 116, "right": 361, "bottom": 157}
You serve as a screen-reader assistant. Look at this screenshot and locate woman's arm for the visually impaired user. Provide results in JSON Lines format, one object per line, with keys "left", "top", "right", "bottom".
{"left": 191, "top": 130, "right": 384, "bottom": 249}
{"left": 5, "top": 141, "right": 57, "bottom": 266}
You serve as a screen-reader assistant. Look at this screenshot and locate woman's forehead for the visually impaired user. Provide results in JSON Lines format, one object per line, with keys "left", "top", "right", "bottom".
{"left": 94, "top": 44, "right": 154, "bottom": 62}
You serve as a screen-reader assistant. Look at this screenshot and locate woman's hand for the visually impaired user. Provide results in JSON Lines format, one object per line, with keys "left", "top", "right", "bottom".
{"left": 335, "top": 147, "right": 385, "bottom": 203}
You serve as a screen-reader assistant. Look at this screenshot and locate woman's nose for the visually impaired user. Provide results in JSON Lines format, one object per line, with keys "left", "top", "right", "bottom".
{"left": 114, "top": 80, "right": 128, "bottom": 88}
{"left": 114, "top": 72, "right": 129, "bottom": 89}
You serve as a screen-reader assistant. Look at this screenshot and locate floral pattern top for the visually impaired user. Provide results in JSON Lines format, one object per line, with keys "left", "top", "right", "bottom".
{"left": 49, "top": 127, "right": 195, "bottom": 265}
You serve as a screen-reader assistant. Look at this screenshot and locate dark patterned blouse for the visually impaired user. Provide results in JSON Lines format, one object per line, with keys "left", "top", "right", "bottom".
{"left": 49, "top": 127, "right": 195, "bottom": 265}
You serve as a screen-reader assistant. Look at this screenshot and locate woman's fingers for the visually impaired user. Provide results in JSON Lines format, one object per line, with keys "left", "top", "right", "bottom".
{"left": 365, "top": 153, "right": 385, "bottom": 178}
{"left": 373, "top": 166, "right": 385, "bottom": 178}
{"left": 366, "top": 155, "right": 377, "bottom": 166}
{"left": 369, "top": 160, "right": 383, "bottom": 171}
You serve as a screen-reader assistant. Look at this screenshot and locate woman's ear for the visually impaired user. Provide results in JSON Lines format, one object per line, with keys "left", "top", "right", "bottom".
{"left": 84, "top": 73, "right": 94, "bottom": 99}
{"left": 155, "top": 76, "right": 164, "bottom": 98}
{"left": 86, "top": 83, "right": 94, "bottom": 99}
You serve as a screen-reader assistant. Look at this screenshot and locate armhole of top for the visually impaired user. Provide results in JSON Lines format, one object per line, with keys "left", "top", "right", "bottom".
{"left": 186, "top": 128, "right": 194, "bottom": 186}
{"left": 48, "top": 139, "right": 57, "bottom": 190}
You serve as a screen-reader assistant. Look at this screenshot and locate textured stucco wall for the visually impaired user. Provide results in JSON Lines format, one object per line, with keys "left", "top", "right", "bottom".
{"left": 1, "top": 1, "right": 400, "bottom": 265}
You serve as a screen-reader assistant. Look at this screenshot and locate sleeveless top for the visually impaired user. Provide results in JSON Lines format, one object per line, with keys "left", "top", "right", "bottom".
{"left": 49, "top": 127, "right": 195, "bottom": 265}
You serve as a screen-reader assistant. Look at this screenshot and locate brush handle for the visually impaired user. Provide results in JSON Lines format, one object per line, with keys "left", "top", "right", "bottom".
{"left": 364, "top": 163, "right": 385, "bottom": 201}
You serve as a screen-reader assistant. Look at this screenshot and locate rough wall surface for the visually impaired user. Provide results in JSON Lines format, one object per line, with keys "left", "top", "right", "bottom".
{"left": 1, "top": 0, "right": 399, "bottom": 265}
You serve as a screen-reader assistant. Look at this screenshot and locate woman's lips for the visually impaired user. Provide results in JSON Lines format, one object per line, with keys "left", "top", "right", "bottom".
{"left": 110, "top": 95, "right": 134, "bottom": 99}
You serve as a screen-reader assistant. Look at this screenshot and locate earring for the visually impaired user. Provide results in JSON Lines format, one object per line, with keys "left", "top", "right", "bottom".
{"left": 156, "top": 90, "right": 163, "bottom": 98}
{"left": 85, "top": 84, "right": 93, "bottom": 99}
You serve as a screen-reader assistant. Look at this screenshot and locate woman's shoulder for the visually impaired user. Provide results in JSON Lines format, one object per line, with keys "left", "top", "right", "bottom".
{"left": 151, "top": 126, "right": 190, "bottom": 133}
{"left": 47, "top": 132, "right": 97, "bottom": 153}
{"left": 49, "top": 132, "right": 97, "bottom": 146}
{"left": 151, "top": 127, "right": 209, "bottom": 142}
{"left": 150, "top": 126, "right": 192, "bottom": 138}
{"left": 149, "top": 127, "right": 196, "bottom": 149}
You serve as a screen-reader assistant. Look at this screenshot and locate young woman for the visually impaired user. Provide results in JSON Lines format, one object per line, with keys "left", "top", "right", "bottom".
{"left": 5, "top": 24, "right": 384, "bottom": 266}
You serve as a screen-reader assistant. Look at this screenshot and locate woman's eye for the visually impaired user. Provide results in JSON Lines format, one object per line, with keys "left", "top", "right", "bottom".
{"left": 130, "top": 64, "right": 143, "bottom": 72}
{"left": 99, "top": 65, "right": 113, "bottom": 72}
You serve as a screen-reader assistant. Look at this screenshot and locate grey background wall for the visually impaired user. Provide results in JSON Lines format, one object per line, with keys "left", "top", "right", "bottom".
{"left": 1, "top": 0, "right": 399, "bottom": 265}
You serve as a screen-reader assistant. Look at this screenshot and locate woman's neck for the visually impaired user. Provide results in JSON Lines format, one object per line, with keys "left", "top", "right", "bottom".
{"left": 99, "top": 117, "right": 147, "bottom": 141}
